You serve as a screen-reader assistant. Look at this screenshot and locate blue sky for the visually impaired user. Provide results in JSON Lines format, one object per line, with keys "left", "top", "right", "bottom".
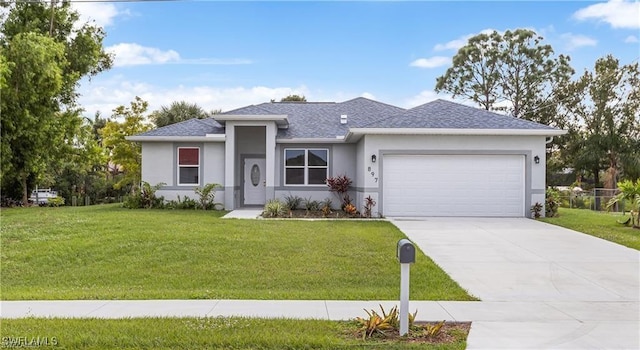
{"left": 72, "top": 0, "right": 640, "bottom": 117}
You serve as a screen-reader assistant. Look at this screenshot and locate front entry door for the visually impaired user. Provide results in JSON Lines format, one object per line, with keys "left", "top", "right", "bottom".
{"left": 244, "top": 158, "right": 266, "bottom": 205}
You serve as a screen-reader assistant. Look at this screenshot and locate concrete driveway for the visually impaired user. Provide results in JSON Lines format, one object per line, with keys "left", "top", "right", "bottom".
{"left": 391, "top": 217, "right": 640, "bottom": 349}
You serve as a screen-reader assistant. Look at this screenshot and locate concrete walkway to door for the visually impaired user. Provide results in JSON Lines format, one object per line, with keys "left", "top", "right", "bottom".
{"left": 391, "top": 217, "right": 640, "bottom": 349}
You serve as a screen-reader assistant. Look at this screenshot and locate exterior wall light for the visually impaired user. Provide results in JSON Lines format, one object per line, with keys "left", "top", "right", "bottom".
{"left": 534, "top": 155, "right": 540, "bottom": 164}
{"left": 371, "top": 154, "right": 377, "bottom": 163}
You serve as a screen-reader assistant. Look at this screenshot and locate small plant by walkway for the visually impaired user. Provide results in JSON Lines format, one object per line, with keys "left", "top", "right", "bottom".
{"left": 1, "top": 204, "right": 475, "bottom": 300}
{"left": 1, "top": 317, "right": 469, "bottom": 349}
{"left": 540, "top": 208, "right": 640, "bottom": 250}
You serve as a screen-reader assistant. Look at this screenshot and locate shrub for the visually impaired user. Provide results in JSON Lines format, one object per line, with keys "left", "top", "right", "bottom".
{"left": 320, "top": 198, "right": 333, "bottom": 217}
{"left": 194, "top": 183, "right": 222, "bottom": 210}
{"left": 122, "top": 182, "right": 165, "bottom": 209}
{"left": 283, "top": 194, "right": 303, "bottom": 211}
{"left": 165, "top": 195, "right": 198, "bottom": 210}
{"left": 263, "top": 199, "right": 287, "bottom": 218}
{"left": 48, "top": 197, "right": 65, "bottom": 207}
{"left": 356, "top": 305, "right": 417, "bottom": 340}
{"left": 304, "top": 197, "right": 321, "bottom": 211}
{"left": 344, "top": 203, "right": 357, "bottom": 216}
{"left": 363, "top": 195, "right": 377, "bottom": 218}
{"left": 545, "top": 188, "right": 560, "bottom": 217}
{"left": 531, "top": 202, "right": 543, "bottom": 219}
{"left": 326, "top": 175, "right": 353, "bottom": 209}
{"left": 607, "top": 179, "right": 640, "bottom": 228}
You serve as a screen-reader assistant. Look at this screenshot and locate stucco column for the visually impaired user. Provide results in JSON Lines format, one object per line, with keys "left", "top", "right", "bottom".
{"left": 224, "top": 123, "right": 236, "bottom": 209}
{"left": 265, "top": 123, "right": 276, "bottom": 201}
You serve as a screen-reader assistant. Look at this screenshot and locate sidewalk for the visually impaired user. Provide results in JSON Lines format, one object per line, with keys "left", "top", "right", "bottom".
{"left": 2, "top": 299, "right": 638, "bottom": 349}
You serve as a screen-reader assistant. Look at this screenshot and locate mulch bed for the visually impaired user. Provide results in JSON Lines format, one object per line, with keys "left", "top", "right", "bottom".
{"left": 265, "top": 209, "right": 375, "bottom": 219}
{"left": 350, "top": 322, "right": 472, "bottom": 345}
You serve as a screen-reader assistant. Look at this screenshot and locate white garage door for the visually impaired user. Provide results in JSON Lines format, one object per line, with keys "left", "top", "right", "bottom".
{"left": 383, "top": 154, "right": 525, "bottom": 217}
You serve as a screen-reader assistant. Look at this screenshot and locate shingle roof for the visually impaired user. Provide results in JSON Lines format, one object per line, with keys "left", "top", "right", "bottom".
{"left": 135, "top": 97, "right": 557, "bottom": 138}
{"left": 137, "top": 117, "right": 223, "bottom": 137}
{"left": 364, "top": 99, "right": 556, "bottom": 130}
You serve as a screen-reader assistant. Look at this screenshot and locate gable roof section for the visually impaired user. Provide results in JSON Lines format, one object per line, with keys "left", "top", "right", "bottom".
{"left": 365, "top": 99, "right": 556, "bottom": 130}
{"left": 221, "top": 97, "right": 406, "bottom": 139}
{"left": 136, "top": 118, "right": 223, "bottom": 137}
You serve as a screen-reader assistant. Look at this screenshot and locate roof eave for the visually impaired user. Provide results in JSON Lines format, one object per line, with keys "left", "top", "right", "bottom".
{"left": 126, "top": 135, "right": 226, "bottom": 142}
{"left": 214, "top": 114, "right": 289, "bottom": 128}
{"left": 345, "top": 128, "right": 567, "bottom": 141}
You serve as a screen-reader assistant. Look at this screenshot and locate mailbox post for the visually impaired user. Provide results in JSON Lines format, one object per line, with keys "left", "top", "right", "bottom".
{"left": 397, "top": 239, "right": 415, "bottom": 336}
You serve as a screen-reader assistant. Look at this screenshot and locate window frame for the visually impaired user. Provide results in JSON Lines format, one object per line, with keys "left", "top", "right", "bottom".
{"left": 177, "top": 147, "right": 200, "bottom": 186}
{"left": 284, "top": 148, "right": 329, "bottom": 186}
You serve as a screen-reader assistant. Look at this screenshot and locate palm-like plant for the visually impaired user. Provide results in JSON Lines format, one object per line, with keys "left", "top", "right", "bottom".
{"left": 606, "top": 179, "right": 640, "bottom": 228}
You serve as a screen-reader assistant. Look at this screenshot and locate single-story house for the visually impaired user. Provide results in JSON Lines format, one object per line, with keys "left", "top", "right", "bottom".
{"left": 127, "top": 98, "right": 565, "bottom": 217}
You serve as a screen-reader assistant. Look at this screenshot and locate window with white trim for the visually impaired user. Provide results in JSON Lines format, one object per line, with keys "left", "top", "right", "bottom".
{"left": 284, "top": 149, "right": 328, "bottom": 186}
{"left": 178, "top": 147, "right": 199, "bottom": 185}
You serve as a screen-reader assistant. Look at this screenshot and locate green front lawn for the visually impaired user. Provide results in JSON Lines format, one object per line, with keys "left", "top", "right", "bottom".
{"left": 0, "top": 317, "right": 468, "bottom": 349}
{"left": 0, "top": 204, "right": 475, "bottom": 300}
{"left": 541, "top": 208, "right": 640, "bottom": 250}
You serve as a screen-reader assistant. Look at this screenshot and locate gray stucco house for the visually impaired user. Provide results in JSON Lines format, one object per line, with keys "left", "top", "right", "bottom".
{"left": 127, "top": 97, "right": 565, "bottom": 217}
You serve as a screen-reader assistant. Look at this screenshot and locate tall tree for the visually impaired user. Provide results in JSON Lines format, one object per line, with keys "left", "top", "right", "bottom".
{"left": 101, "top": 97, "right": 152, "bottom": 192}
{"left": 564, "top": 55, "right": 640, "bottom": 188}
{"left": 150, "top": 101, "right": 209, "bottom": 128}
{"left": 435, "top": 29, "right": 574, "bottom": 126}
{"left": 0, "top": 1, "right": 112, "bottom": 202}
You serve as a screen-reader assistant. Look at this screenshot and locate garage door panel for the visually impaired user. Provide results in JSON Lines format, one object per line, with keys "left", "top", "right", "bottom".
{"left": 383, "top": 155, "right": 524, "bottom": 217}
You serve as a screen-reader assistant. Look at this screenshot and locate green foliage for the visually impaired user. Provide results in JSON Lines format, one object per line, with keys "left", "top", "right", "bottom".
{"left": 47, "top": 197, "right": 65, "bottom": 207}
{"left": 263, "top": 199, "right": 287, "bottom": 218}
{"left": 435, "top": 28, "right": 573, "bottom": 126}
{"left": 165, "top": 195, "right": 198, "bottom": 210}
{"left": 304, "top": 197, "right": 321, "bottom": 211}
{"left": 545, "top": 188, "right": 560, "bottom": 217}
{"left": 101, "top": 97, "right": 152, "bottom": 192}
{"left": 531, "top": 202, "right": 543, "bottom": 219}
{"left": 279, "top": 94, "right": 307, "bottom": 102}
{"left": 283, "top": 194, "right": 303, "bottom": 210}
{"left": 150, "top": 101, "right": 211, "bottom": 128}
{"left": 194, "top": 183, "right": 222, "bottom": 210}
{"left": 563, "top": 56, "right": 640, "bottom": 188}
{"left": 606, "top": 180, "right": 640, "bottom": 227}
{"left": 0, "top": 1, "right": 112, "bottom": 203}
{"left": 122, "top": 182, "right": 165, "bottom": 209}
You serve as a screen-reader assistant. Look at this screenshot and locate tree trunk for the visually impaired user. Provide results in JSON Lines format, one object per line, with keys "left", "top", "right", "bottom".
{"left": 21, "top": 175, "right": 28, "bottom": 205}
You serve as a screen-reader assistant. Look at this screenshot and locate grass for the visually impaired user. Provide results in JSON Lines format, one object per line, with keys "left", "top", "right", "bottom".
{"left": 0, "top": 317, "right": 469, "bottom": 349}
{"left": 540, "top": 207, "right": 640, "bottom": 250}
{"left": 0, "top": 204, "right": 475, "bottom": 301}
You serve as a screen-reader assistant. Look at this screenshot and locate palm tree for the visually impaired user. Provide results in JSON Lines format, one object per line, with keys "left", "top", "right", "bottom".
{"left": 150, "top": 101, "right": 210, "bottom": 128}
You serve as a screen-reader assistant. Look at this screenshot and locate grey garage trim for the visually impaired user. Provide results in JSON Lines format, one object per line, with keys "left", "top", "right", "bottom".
{"left": 378, "top": 149, "right": 533, "bottom": 218}
{"left": 531, "top": 189, "right": 546, "bottom": 194}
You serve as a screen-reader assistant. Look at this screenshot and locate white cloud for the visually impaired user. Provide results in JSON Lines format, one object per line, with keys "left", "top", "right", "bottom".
{"left": 433, "top": 28, "right": 497, "bottom": 51}
{"left": 560, "top": 33, "right": 598, "bottom": 51}
{"left": 573, "top": 0, "right": 640, "bottom": 29}
{"left": 107, "top": 43, "right": 180, "bottom": 67}
{"left": 106, "top": 43, "right": 252, "bottom": 67}
{"left": 72, "top": 0, "right": 124, "bottom": 28}
{"left": 409, "top": 56, "right": 450, "bottom": 68}
{"left": 78, "top": 76, "right": 310, "bottom": 117}
{"left": 624, "top": 35, "right": 639, "bottom": 43}
{"left": 360, "top": 92, "right": 376, "bottom": 100}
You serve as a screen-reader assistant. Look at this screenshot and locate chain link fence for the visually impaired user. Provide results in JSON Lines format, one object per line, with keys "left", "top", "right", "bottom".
{"left": 557, "top": 188, "right": 630, "bottom": 212}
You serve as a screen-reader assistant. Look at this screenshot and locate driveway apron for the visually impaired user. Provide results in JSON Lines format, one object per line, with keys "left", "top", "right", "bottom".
{"left": 391, "top": 217, "right": 640, "bottom": 349}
